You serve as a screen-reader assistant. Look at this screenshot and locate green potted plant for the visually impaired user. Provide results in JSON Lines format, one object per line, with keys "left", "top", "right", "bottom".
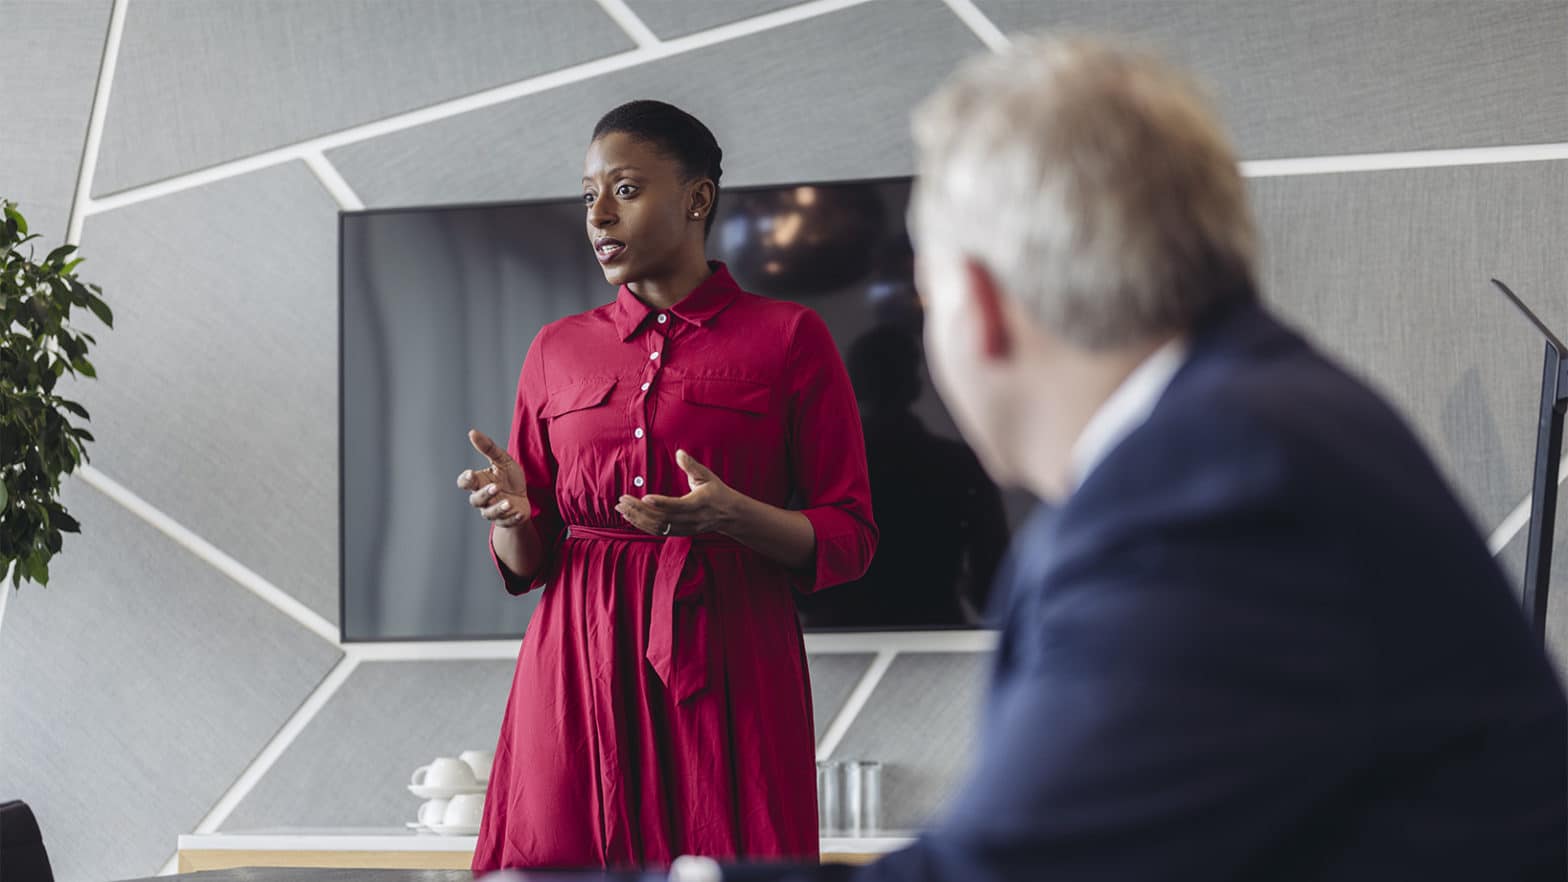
{"left": 1, "top": 199, "right": 111, "bottom": 589}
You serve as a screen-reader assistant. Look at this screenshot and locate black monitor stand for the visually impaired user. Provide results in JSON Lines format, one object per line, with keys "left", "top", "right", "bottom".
{"left": 1490, "top": 279, "right": 1567, "bottom": 641}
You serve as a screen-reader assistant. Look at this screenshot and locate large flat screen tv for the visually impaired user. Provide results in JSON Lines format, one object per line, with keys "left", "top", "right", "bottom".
{"left": 340, "top": 176, "right": 1032, "bottom": 642}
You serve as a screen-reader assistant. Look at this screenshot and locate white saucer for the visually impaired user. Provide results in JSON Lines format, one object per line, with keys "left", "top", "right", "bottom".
{"left": 428, "top": 823, "right": 481, "bottom": 836}
{"left": 408, "top": 783, "right": 485, "bottom": 800}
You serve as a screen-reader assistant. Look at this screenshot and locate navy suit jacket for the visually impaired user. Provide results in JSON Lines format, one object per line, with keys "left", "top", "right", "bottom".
{"left": 737, "top": 301, "right": 1566, "bottom": 882}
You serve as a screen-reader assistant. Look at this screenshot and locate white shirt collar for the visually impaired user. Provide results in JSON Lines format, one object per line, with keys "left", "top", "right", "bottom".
{"left": 1068, "top": 337, "right": 1189, "bottom": 491}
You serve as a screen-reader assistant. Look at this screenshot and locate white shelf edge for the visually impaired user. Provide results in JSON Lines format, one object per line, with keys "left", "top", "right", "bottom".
{"left": 177, "top": 830, "right": 914, "bottom": 855}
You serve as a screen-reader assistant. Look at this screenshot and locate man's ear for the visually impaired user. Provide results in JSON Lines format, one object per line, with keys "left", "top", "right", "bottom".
{"left": 965, "top": 258, "right": 1012, "bottom": 360}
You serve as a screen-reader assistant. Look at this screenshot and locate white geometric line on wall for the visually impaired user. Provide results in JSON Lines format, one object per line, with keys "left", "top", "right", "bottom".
{"left": 1242, "top": 143, "right": 1568, "bottom": 179}
{"left": 303, "top": 152, "right": 365, "bottom": 212}
{"left": 156, "top": 653, "right": 363, "bottom": 876}
{"left": 65, "top": 0, "right": 128, "bottom": 248}
{"left": 939, "top": 0, "right": 1010, "bottom": 52}
{"left": 72, "top": 0, "right": 1568, "bottom": 225}
{"left": 1489, "top": 459, "right": 1568, "bottom": 556}
{"left": 594, "top": 0, "right": 663, "bottom": 49}
{"left": 817, "top": 650, "right": 898, "bottom": 760}
{"left": 81, "top": 0, "right": 880, "bottom": 216}
{"left": 0, "top": 567, "right": 10, "bottom": 647}
{"left": 77, "top": 465, "right": 339, "bottom": 645}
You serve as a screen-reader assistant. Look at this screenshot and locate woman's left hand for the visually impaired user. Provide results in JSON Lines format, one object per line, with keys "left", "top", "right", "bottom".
{"left": 618, "top": 449, "right": 739, "bottom": 538}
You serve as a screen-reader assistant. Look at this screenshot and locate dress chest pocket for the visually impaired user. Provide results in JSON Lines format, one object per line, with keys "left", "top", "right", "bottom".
{"left": 673, "top": 376, "right": 774, "bottom": 450}
{"left": 541, "top": 377, "right": 619, "bottom": 448}
{"left": 680, "top": 377, "right": 770, "bottom": 414}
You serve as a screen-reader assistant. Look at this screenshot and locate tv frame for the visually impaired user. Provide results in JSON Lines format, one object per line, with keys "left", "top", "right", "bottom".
{"left": 336, "top": 174, "right": 999, "bottom": 648}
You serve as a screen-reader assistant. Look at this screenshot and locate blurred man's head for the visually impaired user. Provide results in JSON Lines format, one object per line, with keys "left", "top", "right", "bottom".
{"left": 908, "top": 34, "right": 1259, "bottom": 499}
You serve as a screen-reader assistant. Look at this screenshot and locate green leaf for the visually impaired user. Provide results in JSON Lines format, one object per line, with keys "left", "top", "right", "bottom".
{"left": 55, "top": 510, "right": 80, "bottom": 533}
{"left": 3, "top": 203, "right": 26, "bottom": 236}
{"left": 71, "top": 428, "right": 95, "bottom": 443}
{"left": 0, "top": 480, "right": 7, "bottom": 510}
{"left": 59, "top": 334, "right": 83, "bottom": 361}
{"left": 86, "top": 293, "right": 113, "bottom": 328}
{"left": 44, "top": 244, "right": 76, "bottom": 267}
{"left": 71, "top": 357, "right": 95, "bottom": 378}
{"left": 61, "top": 258, "right": 84, "bottom": 275}
{"left": 60, "top": 399, "right": 90, "bottom": 420}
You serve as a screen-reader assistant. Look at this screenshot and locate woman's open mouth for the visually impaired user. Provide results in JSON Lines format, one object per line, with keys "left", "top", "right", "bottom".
{"left": 595, "top": 237, "right": 626, "bottom": 264}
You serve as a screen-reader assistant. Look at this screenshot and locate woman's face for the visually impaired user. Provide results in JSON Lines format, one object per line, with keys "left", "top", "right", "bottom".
{"left": 582, "top": 132, "right": 702, "bottom": 288}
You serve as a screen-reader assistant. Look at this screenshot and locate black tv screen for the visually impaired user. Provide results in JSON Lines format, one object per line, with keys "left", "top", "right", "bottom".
{"left": 340, "top": 176, "right": 1030, "bottom": 641}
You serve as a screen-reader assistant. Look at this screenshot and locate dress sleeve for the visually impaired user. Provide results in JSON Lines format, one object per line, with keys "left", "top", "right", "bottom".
{"left": 490, "top": 329, "right": 565, "bottom": 596}
{"left": 786, "top": 309, "right": 878, "bottom": 593}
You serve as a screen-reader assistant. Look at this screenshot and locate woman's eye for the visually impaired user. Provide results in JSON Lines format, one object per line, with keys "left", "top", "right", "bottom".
{"left": 616, "top": 184, "right": 637, "bottom": 197}
{"left": 582, "top": 192, "right": 595, "bottom": 206}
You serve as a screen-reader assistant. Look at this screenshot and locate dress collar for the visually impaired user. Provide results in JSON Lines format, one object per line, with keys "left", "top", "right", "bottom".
{"left": 612, "top": 261, "right": 743, "bottom": 341}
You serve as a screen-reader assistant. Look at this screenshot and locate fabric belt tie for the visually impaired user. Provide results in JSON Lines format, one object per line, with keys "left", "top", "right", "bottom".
{"left": 566, "top": 525, "right": 740, "bottom": 704}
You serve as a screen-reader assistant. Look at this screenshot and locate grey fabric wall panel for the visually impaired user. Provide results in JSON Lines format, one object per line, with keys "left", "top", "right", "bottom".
{"left": 807, "top": 653, "right": 877, "bottom": 741}
{"left": 622, "top": 0, "right": 808, "bottom": 39}
{"left": 1248, "top": 160, "right": 1568, "bottom": 533}
{"left": 327, "top": 0, "right": 984, "bottom": 207}
{"left": 974, "top": 0, "right": 1568, "bottom": 159}
{"left": 0, "top": 0, "right": 111, "bottom": 243}
{"left": 92, "top": 0, "right": 635, "bottom": 196}
{"left": 221, "top": 660, "right": 513, "bottom": 829}
{"left": 67, "top": 161, "right": 342, "bottom": 623}
{"left": 829, "top": 653, "right": 990, "bottom": 830}
{"left": 0, "top": 480, "right": 343, "bottom": 882}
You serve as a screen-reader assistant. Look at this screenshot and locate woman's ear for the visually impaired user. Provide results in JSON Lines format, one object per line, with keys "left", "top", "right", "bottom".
{"left": 687, "top": 178, "right": 716, "bottom": 220}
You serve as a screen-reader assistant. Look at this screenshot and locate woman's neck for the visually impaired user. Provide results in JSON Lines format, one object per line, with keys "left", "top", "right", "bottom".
{"left": 629, "top": 252, "right": 713, "bottom": 310}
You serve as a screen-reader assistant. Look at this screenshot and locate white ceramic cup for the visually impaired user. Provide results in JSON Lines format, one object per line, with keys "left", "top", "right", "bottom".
{"left": 412, "top": 757, "right": 477, "bottom": 789}
{"left": 443, "top": 792, "right": 486, "bottom": 828}
{"left": 417, "top": 798, "right": 449, "bottom": 827}
{"left": 459, "top": 749, "right": 494, "bottom": 783}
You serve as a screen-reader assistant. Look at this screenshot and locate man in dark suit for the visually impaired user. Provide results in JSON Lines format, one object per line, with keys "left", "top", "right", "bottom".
{"left": 668, "top": 32, "right": 1567, "bottom": 882}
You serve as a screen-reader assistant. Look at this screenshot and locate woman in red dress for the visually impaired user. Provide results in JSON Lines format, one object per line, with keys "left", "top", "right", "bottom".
{"left": 457, "top": 100, "right": 878, "bottom": 871}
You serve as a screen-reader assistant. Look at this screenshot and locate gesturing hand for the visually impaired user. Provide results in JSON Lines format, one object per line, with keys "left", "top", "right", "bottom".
{"left": 617, "top": 449, "right": 736, "bottom": 538}
{"left": 457, "top": 429, "right": 530, "bottom": 529}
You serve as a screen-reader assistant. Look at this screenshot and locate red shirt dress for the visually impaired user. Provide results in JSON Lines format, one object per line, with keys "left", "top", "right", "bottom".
{"left": 471, "top": 262, "right": 878, "bottom": 870}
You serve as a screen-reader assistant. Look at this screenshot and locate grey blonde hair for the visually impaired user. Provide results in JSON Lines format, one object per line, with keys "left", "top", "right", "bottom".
{"left": 909, "top": 34, "right": 1259, "bottom": 349}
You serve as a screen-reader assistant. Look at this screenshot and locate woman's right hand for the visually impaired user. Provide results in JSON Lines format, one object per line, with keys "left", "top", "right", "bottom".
{"left": 458, "top": 429, "right": 530, "bottom": 529}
